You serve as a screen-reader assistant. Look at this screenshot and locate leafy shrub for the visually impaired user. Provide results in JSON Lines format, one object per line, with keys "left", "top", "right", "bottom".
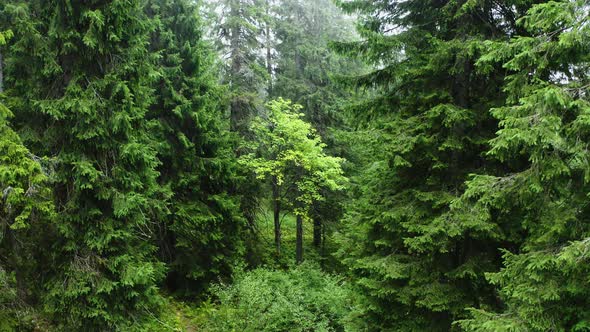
{"left": 198, "top": 263, "right": 362, "bottom": 331}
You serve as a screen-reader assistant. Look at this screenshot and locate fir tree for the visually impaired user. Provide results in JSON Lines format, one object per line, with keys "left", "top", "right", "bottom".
{"left": 334, "top": 0, "right": 531, "bottom": 329}
{"left": 0, "top": 28, "right": 54, "bottom": 330}
{"left": 4, "top": 1, "right": 166, "bottom": 329}
{"left": 456, "top": 1, "right": 590, "bottom": 330}
{"left": 146, "top": 0, "right": 246, "bottom": 294}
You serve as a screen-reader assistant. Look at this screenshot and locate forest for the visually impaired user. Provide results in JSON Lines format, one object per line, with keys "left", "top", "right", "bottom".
{"left": 0, "top": 0, "right": 589, "bottom": 331}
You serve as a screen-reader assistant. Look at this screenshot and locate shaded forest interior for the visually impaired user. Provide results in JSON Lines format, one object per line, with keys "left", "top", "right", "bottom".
{"left": 1, "top": 0, "right": 590, "bottom": 331}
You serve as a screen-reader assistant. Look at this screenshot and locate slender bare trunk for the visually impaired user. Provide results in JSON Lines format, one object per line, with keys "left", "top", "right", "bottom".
{"left": 229, "top": 0, "right": 243, "bottom": 132}
{"left": 272, "top": 177, "right": 281, "bottom": 256}
{"left": 295, "top": 168, "right": 304, "bottom": 264}
{"left": 0, "top": 51, "right": 4, "bottom": 93}
{"left": 265, "top": 0, "right": 273, "bottom": 95}
{"left": 321, "top": 222, "right": 326, "bottom": 257}
{"left": 313, "top": 218, "right": 321, "bottom": 248}
{"left": 296, "top": 213, "right": 303, "bottom": 264}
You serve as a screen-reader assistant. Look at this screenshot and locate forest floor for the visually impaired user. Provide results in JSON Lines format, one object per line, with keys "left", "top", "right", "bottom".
{"left": 253, "top": 205, "right": 322, "bottom": 267}
{"left": 153, "top": 204, "right": 330, "bottom": 331}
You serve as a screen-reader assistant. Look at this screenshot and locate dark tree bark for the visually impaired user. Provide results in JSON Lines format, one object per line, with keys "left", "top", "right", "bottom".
{"left": 0, "top": 51, "right": 4, "bottom": 93}
{"left": 313, "top": 218, "right": 321, "bottom": 247}
{"left": 229, "top": 0, "right": 245, "bottom": 132}
{"left": 7, "top": 227, "right": 26, "bottom": 301}
{"left": 296, "top": 213, "right": 303, "bottom": 264}
{"left": 295, "top": 168, "right": 304, "bottom": 264}
{"left": 272, "top": 176, "right": 281, "bottom": 256}
{"left": 265, "top": 0, "right": 273, "bottom": 95}
{"left": 2, "top": 200, "right": 26, "bottom": 301}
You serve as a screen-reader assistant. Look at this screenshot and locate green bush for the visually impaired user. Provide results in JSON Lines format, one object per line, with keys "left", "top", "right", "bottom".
{"left": 198, "top": 263, "right": 362, "bottom": 331}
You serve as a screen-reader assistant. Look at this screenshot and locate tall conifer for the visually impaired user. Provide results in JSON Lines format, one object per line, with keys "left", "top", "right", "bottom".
{"left": 146, "top": 0, "right": 246, "bottom": 294}
{"left": 457, "top": 1, "right": 590, "bottom": 330}
{"left": 335, "top": 0, "right": 530, "bottom": 329}
{"left": 4, "top": 1, "right": 165, "bottom": 329}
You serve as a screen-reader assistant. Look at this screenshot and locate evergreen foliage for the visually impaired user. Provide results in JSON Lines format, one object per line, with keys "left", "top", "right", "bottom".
{"left": 333, "top": 0, "right": 534, "bottom": 330}
{"left": 209, "top": 0, "right": 267, "bottom": 133}
{"left": 456, "top": 1, "right": 590, "bottom": 330}
{"left": 0, "top": 28, "right": 54, "bottom": 332}
{"left": 271, "top": 0, "right": 358, "bottom": 137}
{"left": 198, "top": 263, "right": 360, "bottom": 332}
{"left": 3, "top": 1, "right": 590, "bottom": 331}
{"left": 206, "top": 0, "right": 269, "bottom": 241}
{"left": 146, "top": 0, "right": 246, "bottom": 295}
{"left": 4, "top": 1, "right": 166, "bottom": 329}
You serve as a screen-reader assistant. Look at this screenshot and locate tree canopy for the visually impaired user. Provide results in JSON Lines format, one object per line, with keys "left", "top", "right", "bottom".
{"left": 1, "top": 0, "right": 589, "bottom": 331}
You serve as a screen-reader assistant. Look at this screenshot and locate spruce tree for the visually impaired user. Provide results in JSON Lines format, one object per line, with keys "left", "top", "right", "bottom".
{"left": 334, "top": 0, "right": 531, "bottom": 329}
{"left": 456, "top": 1, "right": 590, "bottom": 330}
{"left": 272, "top": 0, "right": 358, "bottom": 136}
{"left": 146, "top": 0, "right": 246, "bottom": 294}
{"left": 205, "top": 0, "right": 268, "bottom": 236}
{"left": 209, "top": 0, "right": 267, "bottom": 134}
{"left": 4, "top": 1, "right": 166, "bottom": 329}
{"left": 0, "top": 28, "right": 55, "bottom": 330}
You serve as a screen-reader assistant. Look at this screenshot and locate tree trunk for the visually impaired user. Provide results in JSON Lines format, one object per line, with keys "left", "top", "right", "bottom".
{"left": 272, "top": 177, "right": 281, "bottom": 256}
{"left": 265, "top": 0, "right": 273, "bottom": 95}
{"left": 313, "top": 218, "right": 321, "bottom": 247}
{"left": 4, "top": 214, "right": 26, "bottom": 301}
{"left": 230, "top": 99, "right": 243, "bottom": 132}
{"left": 296, "top": 213, "right": 303, "bottom": 264}
{"left": 0, "top": 51, "right": 4, "bottom": 93}
{"left": 229, "top": 0, "right": 243, "bottom": 132}
{"left": 321, "top": 222, "right": 326, "bottom": 257}
{"left": 295, "top": 50, "right": 303, "bottom": 79}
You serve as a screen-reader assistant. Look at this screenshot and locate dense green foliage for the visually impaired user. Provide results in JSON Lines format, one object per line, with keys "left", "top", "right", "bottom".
{"left": 335, "top": 0, "right": 590, "bottom": 331}
{"left": 6, "top": 1, "right": 168, "bottom": 329}
{"left": 1, "top": 29, "right": 54, "bottom": 331}
{"left": 0, "top": 0, "right": 245, "bottom": 330}
{"left": 456, "top": 1, "right": 590, "bottom": 330}
{"left": 334, "top": 0, "right": 516, "bottom": 329}
{"left": 241, "top": 98, "right": 346, "bottom": 262}
{"left": 146, "top": 0, "right": 245, "bottom": 294}
{"left": 1, "top": 0, "right": 589, "bottom": 331}
{"left": 198, "top": 263, "right": 360, "bottom": 332}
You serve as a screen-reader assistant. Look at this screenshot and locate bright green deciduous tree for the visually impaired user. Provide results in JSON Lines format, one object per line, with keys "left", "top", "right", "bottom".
{"left": 241, "top": 98, "right": 346, "bottom": 263}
